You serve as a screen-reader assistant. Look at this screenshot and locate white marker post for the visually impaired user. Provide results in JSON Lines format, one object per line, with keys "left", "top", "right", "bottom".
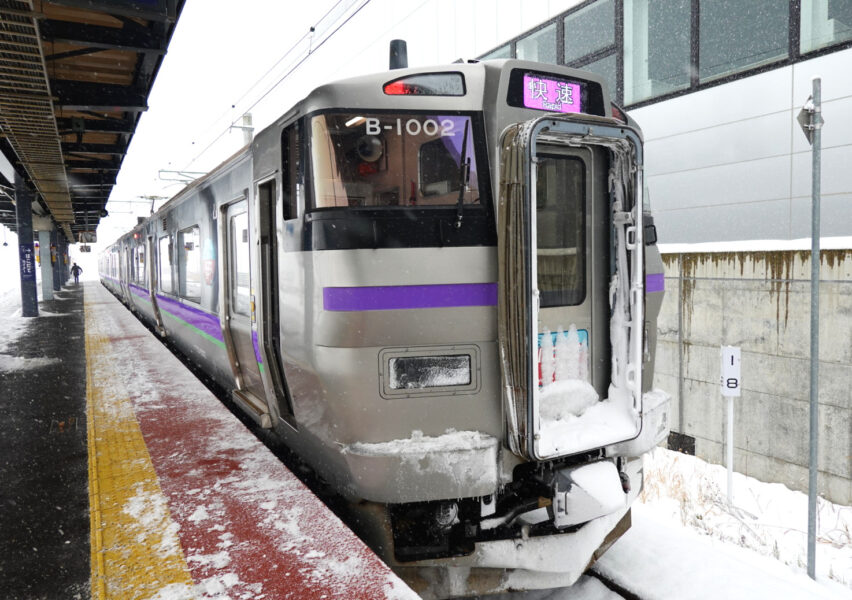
{"left": 720, "top": 346, "right": 741, "bottom": 506}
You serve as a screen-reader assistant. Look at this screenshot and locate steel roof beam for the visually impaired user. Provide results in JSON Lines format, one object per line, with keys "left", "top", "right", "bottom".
{"left": 44, "top": 46, "right": 105, "bottom": 61}
{"left": 40, "top": 19, "right": 166, "bottom": 54}
{"left": 61, "top": 142, "right": 127, "bottom": 156}
{"left": 56, "top": 116, "right": 134, "bottom": 134}
{"left": 52, "top": 80, "right": 148, "bottom": 112}
{"left": 46, "top": 0, "right": 177, "bottom": 23}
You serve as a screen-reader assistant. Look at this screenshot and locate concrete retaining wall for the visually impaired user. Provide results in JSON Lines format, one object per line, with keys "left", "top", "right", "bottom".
{"left": 656, "top": 250, "right": 852, "bottom": 505}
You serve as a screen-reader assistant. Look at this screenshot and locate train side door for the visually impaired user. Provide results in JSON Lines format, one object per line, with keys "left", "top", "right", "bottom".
{"left": 220, "top": 198, "right": 273, "bottom": 428}
{"left": 147, "top": 235, "right": 166, "bottom": 335}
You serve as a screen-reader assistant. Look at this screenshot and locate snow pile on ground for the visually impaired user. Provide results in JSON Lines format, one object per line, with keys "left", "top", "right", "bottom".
{"left": 639, "top": 447, "right": 852, "bottom": 589}
{"left": 0, "top": 353, "right": 60, "bottom": 372}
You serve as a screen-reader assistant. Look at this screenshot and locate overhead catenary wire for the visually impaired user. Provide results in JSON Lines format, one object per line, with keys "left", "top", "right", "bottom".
{"left": 181, "top": 0, "right": 372, "bottom": 171}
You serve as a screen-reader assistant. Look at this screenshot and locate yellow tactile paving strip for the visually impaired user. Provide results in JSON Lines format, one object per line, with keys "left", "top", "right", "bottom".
{"left": 85, "top": 294, "right": 195, "bottom": 599}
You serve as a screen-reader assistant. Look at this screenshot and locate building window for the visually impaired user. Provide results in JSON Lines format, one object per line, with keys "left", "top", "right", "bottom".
{"left": 178, "top": 226, "right": 202, "bottom": 302}
{"left": 699, "top": 0, "right": 789, "bottom": 82}
{"left": 516, "top": 23, "right": 557, "bottom": 64}
{"left": 624, "top": 0, "right": 691, "bottom": 104}
{"left": 481, "top": 44, "right": 511, "bottom": 60}
{"left": 577, "top": 53, "right": 618, "bottom": 101}
{"left": 564, "top": 0, "right": 615, "bottom": 63}
{"left": 158, "top": 235, "right": 173, "bottom": 294}
{"left": 801, "top": 0, "right": 852, "bottom": 53}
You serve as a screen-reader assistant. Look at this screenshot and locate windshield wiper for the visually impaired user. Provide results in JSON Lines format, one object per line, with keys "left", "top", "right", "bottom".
{"left": 455, "top": 120, "right": 471, "bottom": 229}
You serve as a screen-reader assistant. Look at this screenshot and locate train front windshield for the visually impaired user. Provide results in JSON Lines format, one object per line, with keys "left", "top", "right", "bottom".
{"left": 309, "top": 113, "right": 481, "bottom": 209}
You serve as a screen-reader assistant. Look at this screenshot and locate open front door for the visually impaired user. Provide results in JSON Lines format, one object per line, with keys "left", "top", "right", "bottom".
{"left": 220, "top": 198, "right": 273, "bottom": 428}
{"left": 498, "top": 117, "right": 645, "bottom": 461}
{"left": 256, "top": 177, "right": 296, "bottom": 428}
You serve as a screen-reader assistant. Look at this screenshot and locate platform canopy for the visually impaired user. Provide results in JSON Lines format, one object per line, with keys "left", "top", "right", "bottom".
{"left": 0, "top": 0, "right": 184, "bottom": 243}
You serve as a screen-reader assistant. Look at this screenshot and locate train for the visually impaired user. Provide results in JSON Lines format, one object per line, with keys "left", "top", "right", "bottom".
{"left": 100, "top": 57, "right": 670, "bottom": 598}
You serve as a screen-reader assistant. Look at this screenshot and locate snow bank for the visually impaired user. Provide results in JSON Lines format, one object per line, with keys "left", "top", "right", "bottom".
{"left": 638, "top": 447, "right": 852, "bottom": 591}
{"left": 0, "top": 354, "right": 60, "bottom": 372}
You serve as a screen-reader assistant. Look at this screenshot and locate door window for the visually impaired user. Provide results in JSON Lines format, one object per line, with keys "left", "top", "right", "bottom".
{"left": 536, "top": 155, "right": 586, "bottom": 307}
{"left": 230, "top": 211, "right": 251, "bottom": 316}
{"left": 158, "top": 236, "right": 173, "bottom": 293}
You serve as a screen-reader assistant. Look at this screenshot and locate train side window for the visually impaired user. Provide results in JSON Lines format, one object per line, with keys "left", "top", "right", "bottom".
{"left": 178, "top": 226, "right": 202, "bottom": 302}
{"left": 230, "top": 211, "right": 251, "bottom": 316}
{"left": 282, "top": 122, "right": 300, "bottom": 220}
{"left": 158, "top": 235, "right": 173, "bottom": 294}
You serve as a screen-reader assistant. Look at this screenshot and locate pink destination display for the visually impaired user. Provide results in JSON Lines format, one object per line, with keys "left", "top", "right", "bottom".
{"left": 523, "top": 73, "right": 582, "bottom": 114}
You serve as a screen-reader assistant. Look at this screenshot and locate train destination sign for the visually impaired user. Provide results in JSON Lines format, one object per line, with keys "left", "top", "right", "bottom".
{"left": 523, "top": 73, "right": 582, "bottom": 114}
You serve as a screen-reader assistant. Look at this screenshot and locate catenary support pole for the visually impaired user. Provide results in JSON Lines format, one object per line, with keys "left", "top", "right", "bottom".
{"left": 807, "top": 77, "right": 822, "bottom": 581}
{"left": 14, "top": 173, "right": 38, "bottom": 317}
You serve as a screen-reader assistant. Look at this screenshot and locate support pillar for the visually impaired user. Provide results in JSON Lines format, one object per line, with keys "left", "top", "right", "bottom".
{"left": 14, "top": 173, "right": 38, "bottom": 317}
{"left": 62, "top": 236, "right": 70, "bottom": 283}
{"left": 38, "top": 228, "right": 54, "bottom": 300}
{"left": 51, "top": 228, "right": 61, "bottom": 292}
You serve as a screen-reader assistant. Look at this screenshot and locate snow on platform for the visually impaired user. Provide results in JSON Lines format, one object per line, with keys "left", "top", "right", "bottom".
{"left": 84, "top": 282, "right": 417, "bottom": 599}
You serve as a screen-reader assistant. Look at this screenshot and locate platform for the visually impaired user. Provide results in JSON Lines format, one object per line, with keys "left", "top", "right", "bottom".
{"left": 0, "top": 281, "right": 417, "bottom": 599}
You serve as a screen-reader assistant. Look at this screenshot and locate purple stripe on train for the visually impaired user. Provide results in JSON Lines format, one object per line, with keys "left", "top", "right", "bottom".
{"left": 323, "top": 283, "right": 498, "bottom": 312}
{"left": 155, "top": 294, "right": 224, "bottom": 342}
{"left": 251, "top": 330, "right": 263, "bottom": 364}
{"left": 646, "top": 273, "right": 665, "bottom": 293}
{"left": 128, "top": 282, "right": 150, "bottom": 300}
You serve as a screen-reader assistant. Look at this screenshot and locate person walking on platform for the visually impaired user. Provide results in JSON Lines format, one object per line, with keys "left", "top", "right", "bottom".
{"left": 71, "top": 263, "right": 82, "bottom": 284}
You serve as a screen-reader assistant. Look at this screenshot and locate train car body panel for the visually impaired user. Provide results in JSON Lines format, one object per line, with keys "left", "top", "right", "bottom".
{"left": 100, "top": 58, "right": 670, "bottom": 598}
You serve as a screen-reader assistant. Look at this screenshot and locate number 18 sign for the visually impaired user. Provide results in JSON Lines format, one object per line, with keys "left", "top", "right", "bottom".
{"left": 720, "top": 346, "right": 741, "bottom": 397}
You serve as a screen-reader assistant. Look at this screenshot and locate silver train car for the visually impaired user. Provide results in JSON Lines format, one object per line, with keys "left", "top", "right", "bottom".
{"left": 100, "top": 59, "right": 670, "bottom": 598}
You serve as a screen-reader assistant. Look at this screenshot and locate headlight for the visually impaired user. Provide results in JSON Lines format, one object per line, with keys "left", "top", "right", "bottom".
{"left": 388, "top": 355, "right": 471, "bottom": 390}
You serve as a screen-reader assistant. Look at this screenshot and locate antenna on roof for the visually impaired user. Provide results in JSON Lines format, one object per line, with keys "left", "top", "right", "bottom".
{"left": 389, "top": 39, "right": 407, "bottom": 70}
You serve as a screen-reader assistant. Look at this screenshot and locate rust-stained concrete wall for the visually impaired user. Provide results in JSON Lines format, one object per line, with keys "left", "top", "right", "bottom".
{"left": 656, "top": 250, "right": 852, "bottom": 505}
